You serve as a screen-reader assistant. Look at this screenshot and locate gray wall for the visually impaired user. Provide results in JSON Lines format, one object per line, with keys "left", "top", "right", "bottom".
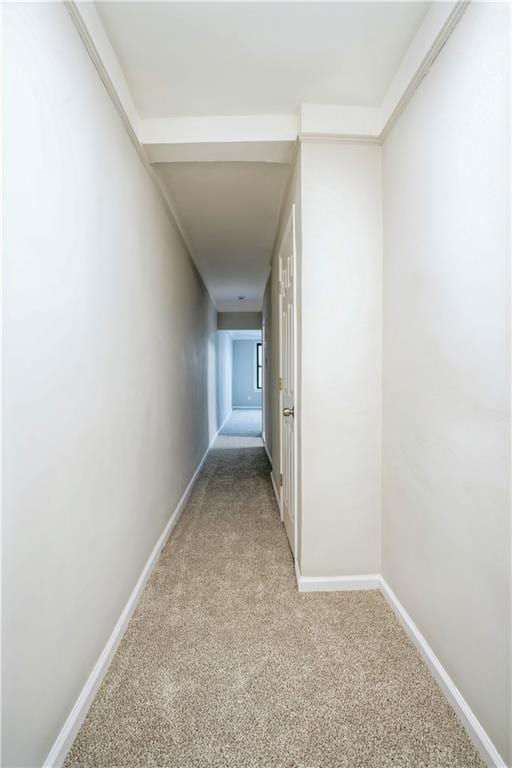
{"left": 218, "top": 312, "right": 262, "bottom": 330}
{"left": 216, "top": 331, "right": 233, "bottom": 425}
{"left": 382, "top": 3, "right": 510, "bottom": 760}
{"left": 3, "top": 4, "right": 217, "bottom": 765}
{"left": 232, "top": 340, "right": 262, "bottom": 408}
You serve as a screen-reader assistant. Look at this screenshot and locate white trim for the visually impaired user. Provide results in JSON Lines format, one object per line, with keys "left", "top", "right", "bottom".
{"left": 43, "top": 439, "right": 214, "bottom": 768}
{"left": 296, "top": 569, "right": 381, "bottom": 593}
{"left": 291, "top": 570, "right": 505, "bottom": 765}
{"left": 379, "top": 578, "right": 506, "bottom": 768}
{"left": 294, "top": 557, "right": 301, "bottom": 585}
{"left": 262, "top": 439, "right": 272, "bottom": 466}
{"left": 270, "top": 471, "right": 281, "bottom": 516}
{"left": 65, "top": 1, "right": 140, "bottom": 135}
{"left": 216, "top": 408, "right": 232, "bottom": 437}
{"left": 63, "top": 1, "right": 218, "bottom": 312}
{"left": 278, "top": 206, "right": 298, "bottom": 554}
{"left": 298, "top": 1, "right": 469, "bottom": 144}
{"left": 68, "top": 0, "right": 470, "bottom": 154}
{"left": 232, "top": 405, "right": 262, "bottom": 410}
{"left": 299, "top": 104, "right": 382, "bottom": 138}
{"left": 271, "top": 140, "right": 299, "bottom": 258}
{"left": 291, "top": 207, "right": 299, "bottom": 559}
{"left": 140, "top": 114, "right": 298, "bottom": 146}
{"left": 380, "top": 1, "right": 469, "bottom": 139}
{"left": 299, "top": 132, "right": 380, "bottom": 146}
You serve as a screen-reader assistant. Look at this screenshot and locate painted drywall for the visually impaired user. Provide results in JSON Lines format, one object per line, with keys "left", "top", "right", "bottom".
{"left": 216, "top": 331, "right": 233, "bottom": 426}
{"left": 217, "top": 311, "right": 262, "bottom": 330}
{"left": 232, "top": 340, "right": 262, "bottom": 408}
{"left": 96, "top": 2, "right": 428, "bottom": 118}
{"left": 2, "top": 4, "right": 218, "bottom": 766}
{"left": 382, "top": 2, "right": 510, "bottom": 761}
{"left": 153, "top": 161, "right": 289, "bottom": 311}
{"left": 300, "top": 141, "right": 382, "bottom": 577}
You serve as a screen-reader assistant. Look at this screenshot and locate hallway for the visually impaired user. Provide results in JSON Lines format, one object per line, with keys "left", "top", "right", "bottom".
{"left": 220, "top": 408, "right": 262, "bottom": 438}
{"left": 3, "top": 3, "right": 510, "bottom": 765}
{"left": 65, "top": 437, "right": 482, "bottom": 768}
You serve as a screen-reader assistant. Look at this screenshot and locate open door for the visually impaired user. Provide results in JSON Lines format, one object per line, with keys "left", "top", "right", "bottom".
{"left": 279, "top": 206, "right": 297, "bottom": 556}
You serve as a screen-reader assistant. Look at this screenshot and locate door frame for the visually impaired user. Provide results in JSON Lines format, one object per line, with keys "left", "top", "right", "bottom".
{"left": 261, "top": 319, "right": 266, "bottom": 445}
{"left": 278, "top": 205, "right": 298, "bottom": 556}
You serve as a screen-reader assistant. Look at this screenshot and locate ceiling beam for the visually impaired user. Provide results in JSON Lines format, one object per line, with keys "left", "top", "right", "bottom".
{"left": 71, "top": 0, "right": 469, "bottom": 151}
{"left": 67, "top": 0, "right": 470, "bottom": 314}
{"left": 299, "top": 105, "right": 382, "bottom": 143}
{"left": 142, "top": 115, "right": 298, "bottom": 165}
{"left": 145, "top": 141, "right": 295, "bottom": 165}
{"left": 299, "top": 0, "right": 469, "bottom": 143}
{"left": 141, "top": 114, "right": 298, "bottom": 146}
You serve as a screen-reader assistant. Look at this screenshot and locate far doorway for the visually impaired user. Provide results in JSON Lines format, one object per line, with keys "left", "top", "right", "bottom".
{"left": 219, "top": 329, "right": 263, "bottom": 439}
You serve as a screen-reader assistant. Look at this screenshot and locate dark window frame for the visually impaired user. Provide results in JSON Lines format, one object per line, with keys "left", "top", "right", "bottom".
{"left": 256, "top": 342, "right": 263, "bottom": 390}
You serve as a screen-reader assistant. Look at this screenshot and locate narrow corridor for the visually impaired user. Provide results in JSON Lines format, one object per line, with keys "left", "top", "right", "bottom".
{"left": 65, "top": 436, "right": 483, "bottom": 768}
{"left": 220, "top": 408, "right": 262, "bottom": 438}
{"left": 4, "top": 3, "right": 510, "bottom": 765}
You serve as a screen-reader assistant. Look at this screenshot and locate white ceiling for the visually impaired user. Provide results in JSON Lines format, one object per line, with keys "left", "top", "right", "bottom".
{"left": 94, "top": 1, "right": 430, "bottom": 312}
{"left": 154, "top": 161, "right": 289, "bottom": 311}
{"left": 97, "top": 2, "right": 429, "bottom": 118}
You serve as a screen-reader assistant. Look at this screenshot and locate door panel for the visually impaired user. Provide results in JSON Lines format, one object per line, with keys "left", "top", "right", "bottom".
{"left": 280, "top": 208, "right": 296, "bottom": 556}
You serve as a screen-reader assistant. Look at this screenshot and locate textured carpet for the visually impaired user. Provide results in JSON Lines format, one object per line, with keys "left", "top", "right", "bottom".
{"left": 65, "top": 436, "right": 483, "bottom": 768}
{"left": 220, "top": 408, "right": 262, "bottom": 437}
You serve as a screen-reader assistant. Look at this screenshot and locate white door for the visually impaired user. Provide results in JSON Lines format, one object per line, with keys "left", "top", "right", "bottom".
{"left": 280, "top": 207, "right": 296, "bottom": 556}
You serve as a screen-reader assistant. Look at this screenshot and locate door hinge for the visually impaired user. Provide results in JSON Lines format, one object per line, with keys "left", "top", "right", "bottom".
{"left": 279, "top": 473, "right": 283, "bottom": 487}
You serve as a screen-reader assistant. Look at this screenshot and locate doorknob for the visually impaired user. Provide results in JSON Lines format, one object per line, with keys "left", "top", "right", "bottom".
{"left": 283, "top": 406, "right": 294, "bottom": 418}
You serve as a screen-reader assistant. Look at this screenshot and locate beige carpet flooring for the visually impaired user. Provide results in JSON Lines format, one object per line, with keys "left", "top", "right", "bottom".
{"left": 65, "top": 430, "right": 483, "bottom": 768}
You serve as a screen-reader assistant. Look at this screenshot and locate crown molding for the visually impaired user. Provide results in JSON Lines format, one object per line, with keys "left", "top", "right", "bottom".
{"left": 299, "top": 133, "right": 381, "bottom": 146}
{"left": 298, "top": 1, "right": 470, "bottom": 146}
{"left": 269, "top": 138, "right": 300, "bottom": 268}
{"left": 64, "top": 0, "right": 219, "bottom": 312}
{"left": 380, "top": 0, "right": 470, "bottom": 141}
{"left": 64, "top": 2, "right": 142, "bottom": 156}
{"left": 67, "top": 0, "right": 470, "bottom": 154}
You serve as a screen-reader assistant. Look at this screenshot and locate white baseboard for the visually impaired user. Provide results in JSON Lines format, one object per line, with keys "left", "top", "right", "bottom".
{"left": 270, "top": 470, "right": 281, "bottom": 518}
{"left": 293, "top": 568, "right": 505, "bottom": 767}
{"left": 379, "top": 578, "right": 506, "bottom": 768}
{"left": 232, "top": 405, "right": 262, "bottom": 410}
{"left": 216, "top": 408, "right": 232, "bottom": 437}
{"left": 262, "top": 438, "right": 272, "bottom": 465}
{"left": 43, "top": 441, "right": 213, "bottom": 768}
{"left": 296, "top": 568, "right": 380, "bottom": 593}
{"left": 44, "top": 451, "right": 505, "bottom": 768}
